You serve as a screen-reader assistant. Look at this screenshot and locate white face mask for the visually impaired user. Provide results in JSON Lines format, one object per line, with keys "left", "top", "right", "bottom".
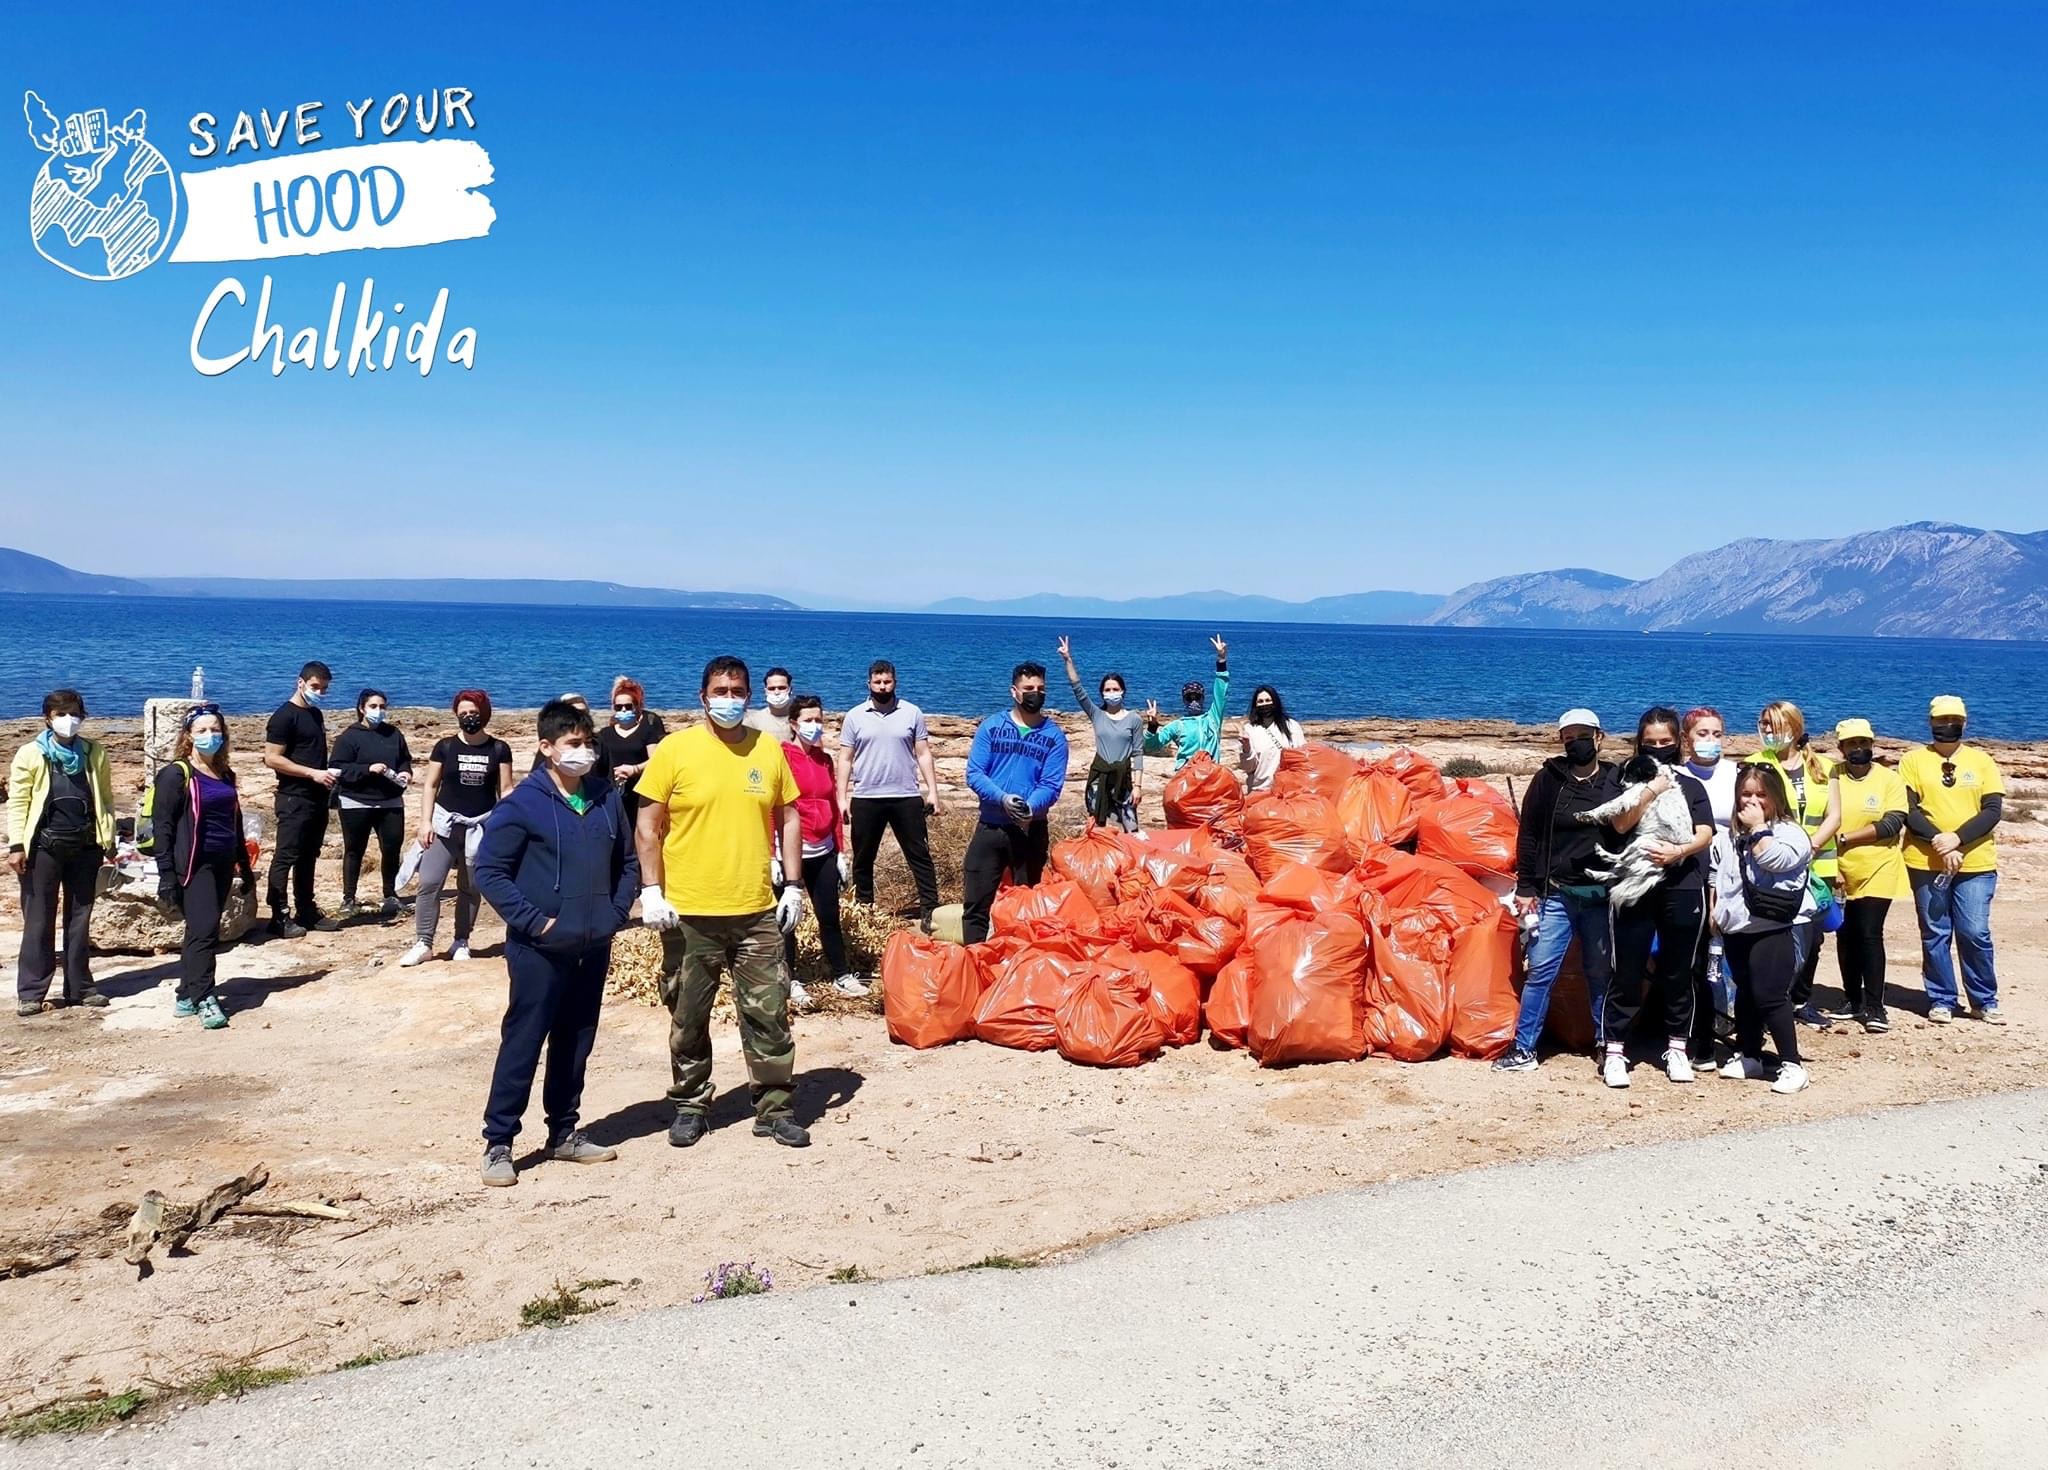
{"left": 551, "top": 744, "right": 598, "bottom": 775}
{"left": 49, "top": 715, "right": 81, "bottom": 738}
{"left": 766, "top": 689, "right": 791, "bottom": 710}
{"left": 1101, "top": 692, "right": 1123, "bottom": 711}
{"left": 797, "top": 719, "right": 824, "bottom": 743}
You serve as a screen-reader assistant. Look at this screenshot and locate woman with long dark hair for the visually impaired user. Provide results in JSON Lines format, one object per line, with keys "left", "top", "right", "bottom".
{"left": 405, "top": 690, "right": 515, "bottom": 967}
{"left": 331, "top": 688, "right": 413, "bottom": 919}
{"left": 1057, "top": 636, "right": 1144, "bottom": 831}
{"left": 1710, "top": 764, "right": 1817, "bottom": 1094}
{"left": 152, "top": 705, "right": 257, "bottom": 1030}
{"left": 1237, "top": 685, "right": 1306, "bottom": 795}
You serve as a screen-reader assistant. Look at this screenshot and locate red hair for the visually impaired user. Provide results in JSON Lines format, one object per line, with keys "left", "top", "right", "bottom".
{"left": 611, "top": 675, "right": 646, "bottom": 706}
{"left": 452, "top": 688, "right": 492, "bottom": 722}
{"left": 1682, "top": 706, "right": 1723, "bottom": 735}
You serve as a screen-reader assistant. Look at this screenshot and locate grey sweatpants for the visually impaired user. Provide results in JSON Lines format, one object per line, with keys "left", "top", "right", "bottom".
{"left": 415, "top": 831, "right": 479, "bottom": 945}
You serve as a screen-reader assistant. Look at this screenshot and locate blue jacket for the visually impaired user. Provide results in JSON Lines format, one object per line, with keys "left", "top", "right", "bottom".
{"left": 1143, "top": 669, "right": 1228, "bottom": 770}
{"left": 965, "top": 712, "right": 1070, "bottom": 825}
{"left": 473, "top": 769, "right": 639, "bottom": 954}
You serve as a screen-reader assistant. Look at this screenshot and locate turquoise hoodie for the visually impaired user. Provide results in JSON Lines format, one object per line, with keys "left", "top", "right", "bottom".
{"left": 1144, "top": 669, "right": 1228, "bottom": 770}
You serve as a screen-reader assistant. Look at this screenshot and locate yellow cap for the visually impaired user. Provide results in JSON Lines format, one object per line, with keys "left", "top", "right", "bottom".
{"left": 1835, "top": 718, "right": 1875, "bottom": 742}
{"left": 1929, "top": 695, "right": 1967, "bottom": 720}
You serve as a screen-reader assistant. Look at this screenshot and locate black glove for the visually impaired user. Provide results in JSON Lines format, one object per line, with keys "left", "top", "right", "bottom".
{"left": 157, "top": 880, "right": 182, "bottom": 913}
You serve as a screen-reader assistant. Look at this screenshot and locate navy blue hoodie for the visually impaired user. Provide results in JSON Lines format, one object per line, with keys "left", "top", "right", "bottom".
{"left": 473, "top": 768, "right": 639, "bottom": 955}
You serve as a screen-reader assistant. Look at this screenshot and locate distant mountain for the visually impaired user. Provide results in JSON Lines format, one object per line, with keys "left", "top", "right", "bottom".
{"left": 921, "top": 589, "right": 1446, "bottom": 625}
{"left": 1425, "top": 522, "right": 2048, "bottom": 639}
{"left": 0, "top": 548, "right": 149, "bottom": 596}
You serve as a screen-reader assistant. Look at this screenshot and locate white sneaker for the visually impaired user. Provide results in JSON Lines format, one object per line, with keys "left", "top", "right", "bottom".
{"left": 399, "top": 942, "right": 431, "bottom": 968}
{"left": 832, "top": 973, "right": 872, "bottom": 998}
{"left": 1662, "top": 1048, "right": 1695, "bottom": 1084}
{"left": 1601, "top": 1052, "right": 1630, "bottom": 1089}
{"left": 788, "top": 979, "right": 813, "bottom": 1010}
{"left": 452, "top": 944, "right": 472, "bottom": 963}
{"left": 1720, "top": 1055, "right": 1765, "bottom": 1081}
{"left": 1771, "top": 1062, "right": 1810, "bottom": 1095}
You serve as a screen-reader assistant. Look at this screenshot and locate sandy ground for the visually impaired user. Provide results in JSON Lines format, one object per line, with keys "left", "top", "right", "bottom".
{"left": 2, "top": 708, "right": 2045, "bottom": 1419}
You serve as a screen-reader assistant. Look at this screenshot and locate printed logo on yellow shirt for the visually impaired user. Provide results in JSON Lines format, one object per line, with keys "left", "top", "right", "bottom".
{"left": 748, "top": 767, "right": 763, "bottom": 789}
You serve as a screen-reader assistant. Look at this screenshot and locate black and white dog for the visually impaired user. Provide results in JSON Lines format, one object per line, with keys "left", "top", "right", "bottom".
{"left": 1575, "top": 755, "right": 1696, "bottom": 909}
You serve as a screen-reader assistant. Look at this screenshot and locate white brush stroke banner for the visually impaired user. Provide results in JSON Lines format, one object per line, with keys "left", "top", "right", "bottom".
{"left": 169, "top": 139, "right": 494, "bottom": 262}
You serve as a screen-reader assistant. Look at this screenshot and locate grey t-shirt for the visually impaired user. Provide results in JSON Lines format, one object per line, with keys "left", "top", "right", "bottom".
{"left": 1068, "top": 672, "right": 1143, "bottom": 770}
{"left": 839, "top": 699, "right": 928, "bottom": 800}
{"left": 742, "top": 706, "right": 790, "bottom": 737}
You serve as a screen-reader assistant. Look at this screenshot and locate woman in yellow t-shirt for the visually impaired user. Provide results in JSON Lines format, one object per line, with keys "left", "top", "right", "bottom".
{"left": 1744, "top": 700, "right": 1841, "bottom": 1029}
{"left": 1828, "top": 719, "right": 1908, "bottom": 1033}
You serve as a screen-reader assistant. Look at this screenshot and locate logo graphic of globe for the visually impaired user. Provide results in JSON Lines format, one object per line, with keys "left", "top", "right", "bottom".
{"left": 25, "top": 93, "right": 178, "bottom": 281}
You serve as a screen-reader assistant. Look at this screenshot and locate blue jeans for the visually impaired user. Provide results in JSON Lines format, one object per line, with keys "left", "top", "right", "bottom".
{"left": 1910, "top": 869, "right": 1998, "bottom": 1011}
{"left": 1513, "top": 891, "right": 1613, "bottom": 1054}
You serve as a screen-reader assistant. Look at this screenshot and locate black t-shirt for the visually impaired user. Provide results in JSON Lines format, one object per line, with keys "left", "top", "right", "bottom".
{"left": 1663, "top": 771, "right": 1718, "bottom": 892}
{"left": 265, "top": 700, "right": 329, "bottom": 802}
{"left": 431, "top": 735, "right": 514, "bottom": 819}
{"left": 595, "top": 712, "right": 666, "bottom": 772}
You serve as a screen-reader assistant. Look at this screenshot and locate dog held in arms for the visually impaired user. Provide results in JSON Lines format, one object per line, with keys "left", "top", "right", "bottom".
{"left": 1575, "top": 755, "right": 1694, "bottom": 908}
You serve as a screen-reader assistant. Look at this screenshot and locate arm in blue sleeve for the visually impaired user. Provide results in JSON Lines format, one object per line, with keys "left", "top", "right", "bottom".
{"left": 1203, "top": 670, "right": 1229, "bottom": 751}
{"left": 964, "top": 723, "right": 1004, "bottom": 805}
{"left": 1029, "top": 729, "right": 1070, "bottom": 816}
{"left": 472, "top": 801, "right": 546, "bottom": 936}
{"left": 1142, "top": 720, "right": 1176, "bottom": 757}
{"left": 611, "top": 795, "right": 641, "bottom": 923}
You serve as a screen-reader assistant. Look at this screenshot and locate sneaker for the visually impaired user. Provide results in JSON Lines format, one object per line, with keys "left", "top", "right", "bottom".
{"left": 1821, "top": 1004, "right": 1857, "bottom": 1023}
{"left": 1862, "top": 1014, "right": 1890, "bottom": 1035}
{"left": 1981, "top": 1005, "right": 2007, "bottom": 1025}
{"left": 754, "top": 1116, "right": 811, "bottom": 1148}
{"left": 788, "top": 978, "right": 814, "bottom": 1011}
{"left": 1491, "top": 1047, "right": 1539, "bottom": 1074}
{"left": 1688, "top": 1050, "right": 1719, "bottom": 1073}
{"left": 1928, "top": 1005, "right": 1953, "bottom": 1025}
{"left": 398, "top": 942, "right": 431, "bottom": 968}
{"left": 78, "top": 991, "right": 108, "bottom": 1009}
{"left": 1601, "top": 1052, "right": 1631, "bottom": 1089}
{"left": 451, "top": 943, "right": 472, "bottom": 963}
{"left": 380, "top": 897, "right": 405, "bottom": 919}
{"left": 172, "top": 997, "right": 200, "bottom": 1018}
{"left": 1771, "top": 1062, "right": 1810, "bottom": 1095}
{"left": 16, "top": 1001, "right": 43, "bottom": 1018}
{"left": 303, "top": 913, "right": 341, "bottom": 933}
{"left": 336, "top": 899, "right": 366, "bottom": 920}
{"left": 832, "top": 974, "right": 872, "bottom": 998}
{"left": 481, "top": 1144, "right": 516, "bottom": 1187}
{"left": 668, "top": 1112, "right": 709, "bottom": 1148}
{"left": 1663, "top": 1048, "right": 1695, "bottom": 1084}
{"left": 267, "top": 916, "right": 307, "bottom": 940}
{"left": 1720, "top": 1055, "right": 1765, "bottom": 1081}
{"left": 197, "top": 997, "right": 229, "bottom": 1030}
{"left": 547, "top": 1130, "right": 617, "bottom": 1164}
{"left": 1793, "top": 1004, "right": 1833, "bottom": 1030}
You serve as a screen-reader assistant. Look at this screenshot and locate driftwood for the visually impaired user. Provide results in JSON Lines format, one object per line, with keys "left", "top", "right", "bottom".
{"left": 227, "top": 1199, "right": 351, "bottom": 1222}
{"left": 0, "top": 1245, "right": 80, "bottom": 1279}
{"left": 123, "top": 1164, "right": 271, "bottom": 1270}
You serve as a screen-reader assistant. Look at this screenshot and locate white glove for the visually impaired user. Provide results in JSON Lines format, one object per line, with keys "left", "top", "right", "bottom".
{"left": 836, "top": 850, "right": 852, "bottom": 884}
{"left": 640, "top": 884, "right": 680, "bottom": 931}
{"left": 774, "top": 884, "right": 806, "bottom": 935}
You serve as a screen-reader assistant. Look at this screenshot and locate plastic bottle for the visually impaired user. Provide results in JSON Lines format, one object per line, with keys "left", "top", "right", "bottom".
{"left": 191, "top": 665, "right": 206, "bottom": 700}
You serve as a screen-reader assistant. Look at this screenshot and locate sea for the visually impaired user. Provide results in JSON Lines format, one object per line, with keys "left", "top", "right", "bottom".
{"left": 7, "top": 593, "right": 2048, "bottom": 741}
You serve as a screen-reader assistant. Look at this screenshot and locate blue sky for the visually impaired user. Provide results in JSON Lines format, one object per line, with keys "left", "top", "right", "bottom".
{"left": 5, "top": 2, "right": 2043, "bottom": 605}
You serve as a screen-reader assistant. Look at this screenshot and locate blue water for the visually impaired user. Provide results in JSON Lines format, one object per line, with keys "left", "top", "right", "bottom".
{"left": 8, "top": 594, "right": 2048, "bottom": 739}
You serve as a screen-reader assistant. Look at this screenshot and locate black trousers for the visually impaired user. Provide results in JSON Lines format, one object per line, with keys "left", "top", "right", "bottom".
{"left": 1605, "top": 885, "right": 1705, "bottom": 1050}
{"left": 267, "top": 794, "right": 329, "bottom": 920}
{"left": 1791, "top": 911, "right": 1827, "bottom": 1009}
{"left": 848, "top": 796, "right": 939, "bottom": 915}
{"left": 338, "top": 807, "right": 404, "bottom": 904}
{"left": 783, "top": 852, "right": 848, "bottom": 975}
{"left": 178, "top": 857, "right": 237, "bottom": 1004}
{"left": 1836, "top": 896, "right": 1892, "bottom": 1019}
{"left": 16, "top": 842, "right": 101, "bottom": 1005}
{"left": 1727, "top": 924, "right": 1803, "bottom": 1067}
{"left": 481, "top": 937, "right": 609, "bottom": 1147}
{"left": 961, "top": 819, "right": 1050, "bottom": 945}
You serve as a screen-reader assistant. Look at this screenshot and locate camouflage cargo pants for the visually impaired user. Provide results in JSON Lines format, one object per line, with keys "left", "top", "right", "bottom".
{"left": 659, "top": 909, "right": 793, "bottom": 1120}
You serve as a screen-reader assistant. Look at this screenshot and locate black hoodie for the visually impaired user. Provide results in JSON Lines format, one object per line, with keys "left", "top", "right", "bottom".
{"left": 330, "top": 721, "right": 413, "bottom": 807}
{"left": 1514, "top": 755, "right": 1625, "bottom": 899}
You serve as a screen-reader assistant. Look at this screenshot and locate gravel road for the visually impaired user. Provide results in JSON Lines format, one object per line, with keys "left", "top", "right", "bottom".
{"left": 11, "top": 1089, "right": 2046, "bottom": 1470}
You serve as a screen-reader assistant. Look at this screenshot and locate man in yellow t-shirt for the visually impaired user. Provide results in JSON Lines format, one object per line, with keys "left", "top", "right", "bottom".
{"left": 634, "top": 656, "right": 807, "bottom": 1148}
{"left": 1898, "top": 695, "right": 2004, "bottom": 1025}
{"left": 1829, "top": 719, "right": 1909, "bottom": 1032}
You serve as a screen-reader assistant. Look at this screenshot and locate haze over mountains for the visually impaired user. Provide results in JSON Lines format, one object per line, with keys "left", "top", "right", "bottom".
{"left": 5, "top": 522, "right": 2045, "bottom": 638}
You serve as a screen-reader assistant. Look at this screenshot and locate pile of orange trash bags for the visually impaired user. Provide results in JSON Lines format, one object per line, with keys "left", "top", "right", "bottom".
{"left": 882, "top": 743, "right": 1528, "bottom": 1069}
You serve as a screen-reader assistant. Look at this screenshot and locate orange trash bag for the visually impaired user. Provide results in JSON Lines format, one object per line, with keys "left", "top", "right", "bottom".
{"left": 1446, "top": 906, "right": 1520, "bottom": 1059}
{"left": 1258, "top": 861, "right": 1365, "bottom": 916}
{"left": 1354, "top": 847, "right": 1499, "bottom": 932}
{"left": 1054, "top": 963, "right": 1168, "bottom": 1068}
{"left": 1337, "top": 768, "right": 1419, "bottom": 854}
{"left": 1189, "top": 854, "right": 1262, "bottom": 926}
{"left": 1049, "top": 827, "right": 1139, "bottom": 912}
{"left": 1243, "top": 792, "right": 1349, "bottom": 880}
{"left": 1377, "top": 747, "right": 1446, "bottom": 809}
{"left": 1120, "top": 888, "right": 1242, "bottom": 977}
{"left": 1446, "top": 776, "right": 1516, "bottom": 816}
{"left": 1417, "top": 793, "right": 1519, "bottom": 877}
{"left": 1247, "top": 910, "right": 1369, "bottom": 1066}
{"left": 991, "top": 878, "right": 1102, "bottom": 939}
{"left": 1358, "top": 893, "right": 1452, "bottom": 1062}
{"left": 973, "top": 948, "right": 1089, "bottom": 1051}
{"left": 1103, "top": 944, "right": 1203, "bottom": 1046}
{"left": 1204, "top": 954, "right": 1254, "bottom": 1049}
{"left": 1163, "top": 754, "right": 1244, "bottom": 834}
{"left": 882, "top": 932, "right": 982, "bottom": 1050}
{"left": 1133, "top": 826, "right": 1223, "bottom": 860}
{"left": 966, "top": 935, "right": 1031, "bottom": 995}
{"left": 1271, "top": 742, "right": 1360, "bottom": 800}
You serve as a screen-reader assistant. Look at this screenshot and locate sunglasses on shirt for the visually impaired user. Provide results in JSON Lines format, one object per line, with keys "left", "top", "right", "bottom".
{"left": 1941, "top": 760, "right": 1957, "bottom": 788}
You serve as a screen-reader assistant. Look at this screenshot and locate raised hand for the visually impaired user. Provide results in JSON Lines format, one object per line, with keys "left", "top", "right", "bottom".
{"left": 1210, "top": 635, "right": 1228, "bottom": 661}
{"left": 1056, "top": 635, "right": 1072, "bottom": 661}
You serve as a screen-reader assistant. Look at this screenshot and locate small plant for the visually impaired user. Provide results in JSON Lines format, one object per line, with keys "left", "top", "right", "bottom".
{"left": 1442, "top": 755, "right": 1491, "bottom": 779}
{"left": 827, "top": 1265, "right": 870, "bottom": 1284}
{"left": 519, "top": 1278, "right": 620, "bottom": 1328}
{"left": 3, "top": 1389, "right": 147, "bottom": 1440}
{"left": 962, "top": 1254, "right": 1033, "bottom": 1271}
{"left": 693, "top": 1261, "right": 773, "bottom": 1302}
{"left": 338, "top": 1350, "right": 406, "bottom": 1371}
{"left": 175, "top": 1365, "right": 298, "bottom": 1401}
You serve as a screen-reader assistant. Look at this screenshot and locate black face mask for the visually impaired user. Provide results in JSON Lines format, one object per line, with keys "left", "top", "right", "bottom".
{"left": 1931, "top": 723, "right": 1964, "bottom": 744}
{"left": 1844, "top": 748, "right": 1875, "bottom": 769}
{"left": 1253, "top": 704, "right": 1276, "bottom": 724}
{"left": 458, "top": 713, "right": 485, "bottom": 734}
{"left": 1643, "top": 743, "right": 1680, "bottom": 766}
{"left": 870, "top": 689, "right": 895, "bottom": 707}
{"left": 1564, "top": 736, "right": 1598, "bottom": 766}
{"left": 1018, "top": 690, "right": 1045, "bottom": 714}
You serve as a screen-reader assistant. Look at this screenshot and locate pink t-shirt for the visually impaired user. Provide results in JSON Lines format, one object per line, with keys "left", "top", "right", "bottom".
{"left": 781, "top": 741, "right": 840, "bottom": 855}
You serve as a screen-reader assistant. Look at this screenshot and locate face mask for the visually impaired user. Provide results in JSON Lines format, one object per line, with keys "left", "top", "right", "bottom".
{"left": 1691, "top": 739, "right": 1722, "bottom": 763}
{"left": 458, "top": 712, "right": 486, "bottom": 734}
{"left": 706, "top": 697, "right": 747, "bottom": 728}
{"left": 614, "top": 705, "right": 639, "bottom": 727}
{"left": 1018, "top": 690, "right": 1046, "bottom": 714}
{"left": 1643, "top": 743, "right": 1680, "bottom": 766}
{"left": 1254, "top": 704, "right": 1276, "bottom": 723}
{"left": 1564, "top": 736, "right": 1598, "bottom": 765}
{"left": 1185, "top": 698, "right": 1205, "bottom": 715}
{"left": 303, "top": 687, "right": 325, "bottom": 708}
{"left": 1844, "top": 748, "right": 1874, "bottom": 769}
{"left": 766, "top": 690, "right": 791, "bottom": 710}
{"left": 1100, "top": 692, "right": 1123, "bottom": 711}
{"left": 1931, "top": 723, "right": 1964, "bottom": 744}
{"left": 49, "top": 715, "right": 81, "bottom": 739}
{"left": 551, "top": 744, "right": 598, "bottom": 775}
{"left": 870, "top": 688, "right": 895, "bottom": 707}
{"left": 193, "top": 731, "right": 225, "bottom": 755}
{"left": 797, "top": 719, "right": 824, "bottom": 743}
{"left": 1760, "top": 731, "right": 1787, "bottom": 752}
{"left": 364, "top": 708, "right": 386, "bottom": 726}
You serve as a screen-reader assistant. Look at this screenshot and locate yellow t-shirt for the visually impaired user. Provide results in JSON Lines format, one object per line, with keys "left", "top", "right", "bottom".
{"left": 1899, "top": 744, "right": 2005, "bottom": 874}
{"left": 635, "top": 725, "right": 798, "bottom": 915}
{"left": 1833, "top": 766, "right": 1909, "bottom": 900}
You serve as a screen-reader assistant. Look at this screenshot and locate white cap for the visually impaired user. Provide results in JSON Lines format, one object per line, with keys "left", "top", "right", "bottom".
{"left": 1557, "top": 708, "right": 1602, "bottom": 732}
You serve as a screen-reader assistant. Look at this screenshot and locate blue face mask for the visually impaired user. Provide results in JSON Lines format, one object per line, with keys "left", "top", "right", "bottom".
{"left": 706, "top": 696, "right": 747, "bottom": 729}
{"left": 364, "top": 708, "right": 386, "bottom": 726}
{"left": 1691, "top": 739, "right": 1722, "bottom": 763}
{"left": 303, "top": 686, "right": 325, "bottom": 708}
{"left": 193, "top": 731, "right": 225, "bottom": 755}
{"left": 615, "top": 707, "right": 639, "bottom": 728}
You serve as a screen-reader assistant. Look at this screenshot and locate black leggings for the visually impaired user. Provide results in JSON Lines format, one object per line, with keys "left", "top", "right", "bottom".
{"left": 961, "top": 820, "right": 1049, "bottom": 945}
{"left": 338, "top": 807, "right": 404, "bottom": 904}
{"left": 1727, "top": 925, "right": 1803, "bottom": 1067}
{"left": 178, "top": 857, "right": 237, "bottom": 1004}
{"left": 1605, "top": 885, "right": 1704, "bottom": 1050}
{"left": 782, "top": 852, "right": 848, "bottom": 976}
{"left": 1791, "top": 909, "right": 1827, "bottom": 1008}
{"left": 1835, "top": 896, "right": 1892, "bottom": 1018}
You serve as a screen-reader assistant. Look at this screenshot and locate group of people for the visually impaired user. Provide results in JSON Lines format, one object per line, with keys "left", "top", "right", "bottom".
{"left": 1500, "top": 697, "right": 2007, "bottom": 1095}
